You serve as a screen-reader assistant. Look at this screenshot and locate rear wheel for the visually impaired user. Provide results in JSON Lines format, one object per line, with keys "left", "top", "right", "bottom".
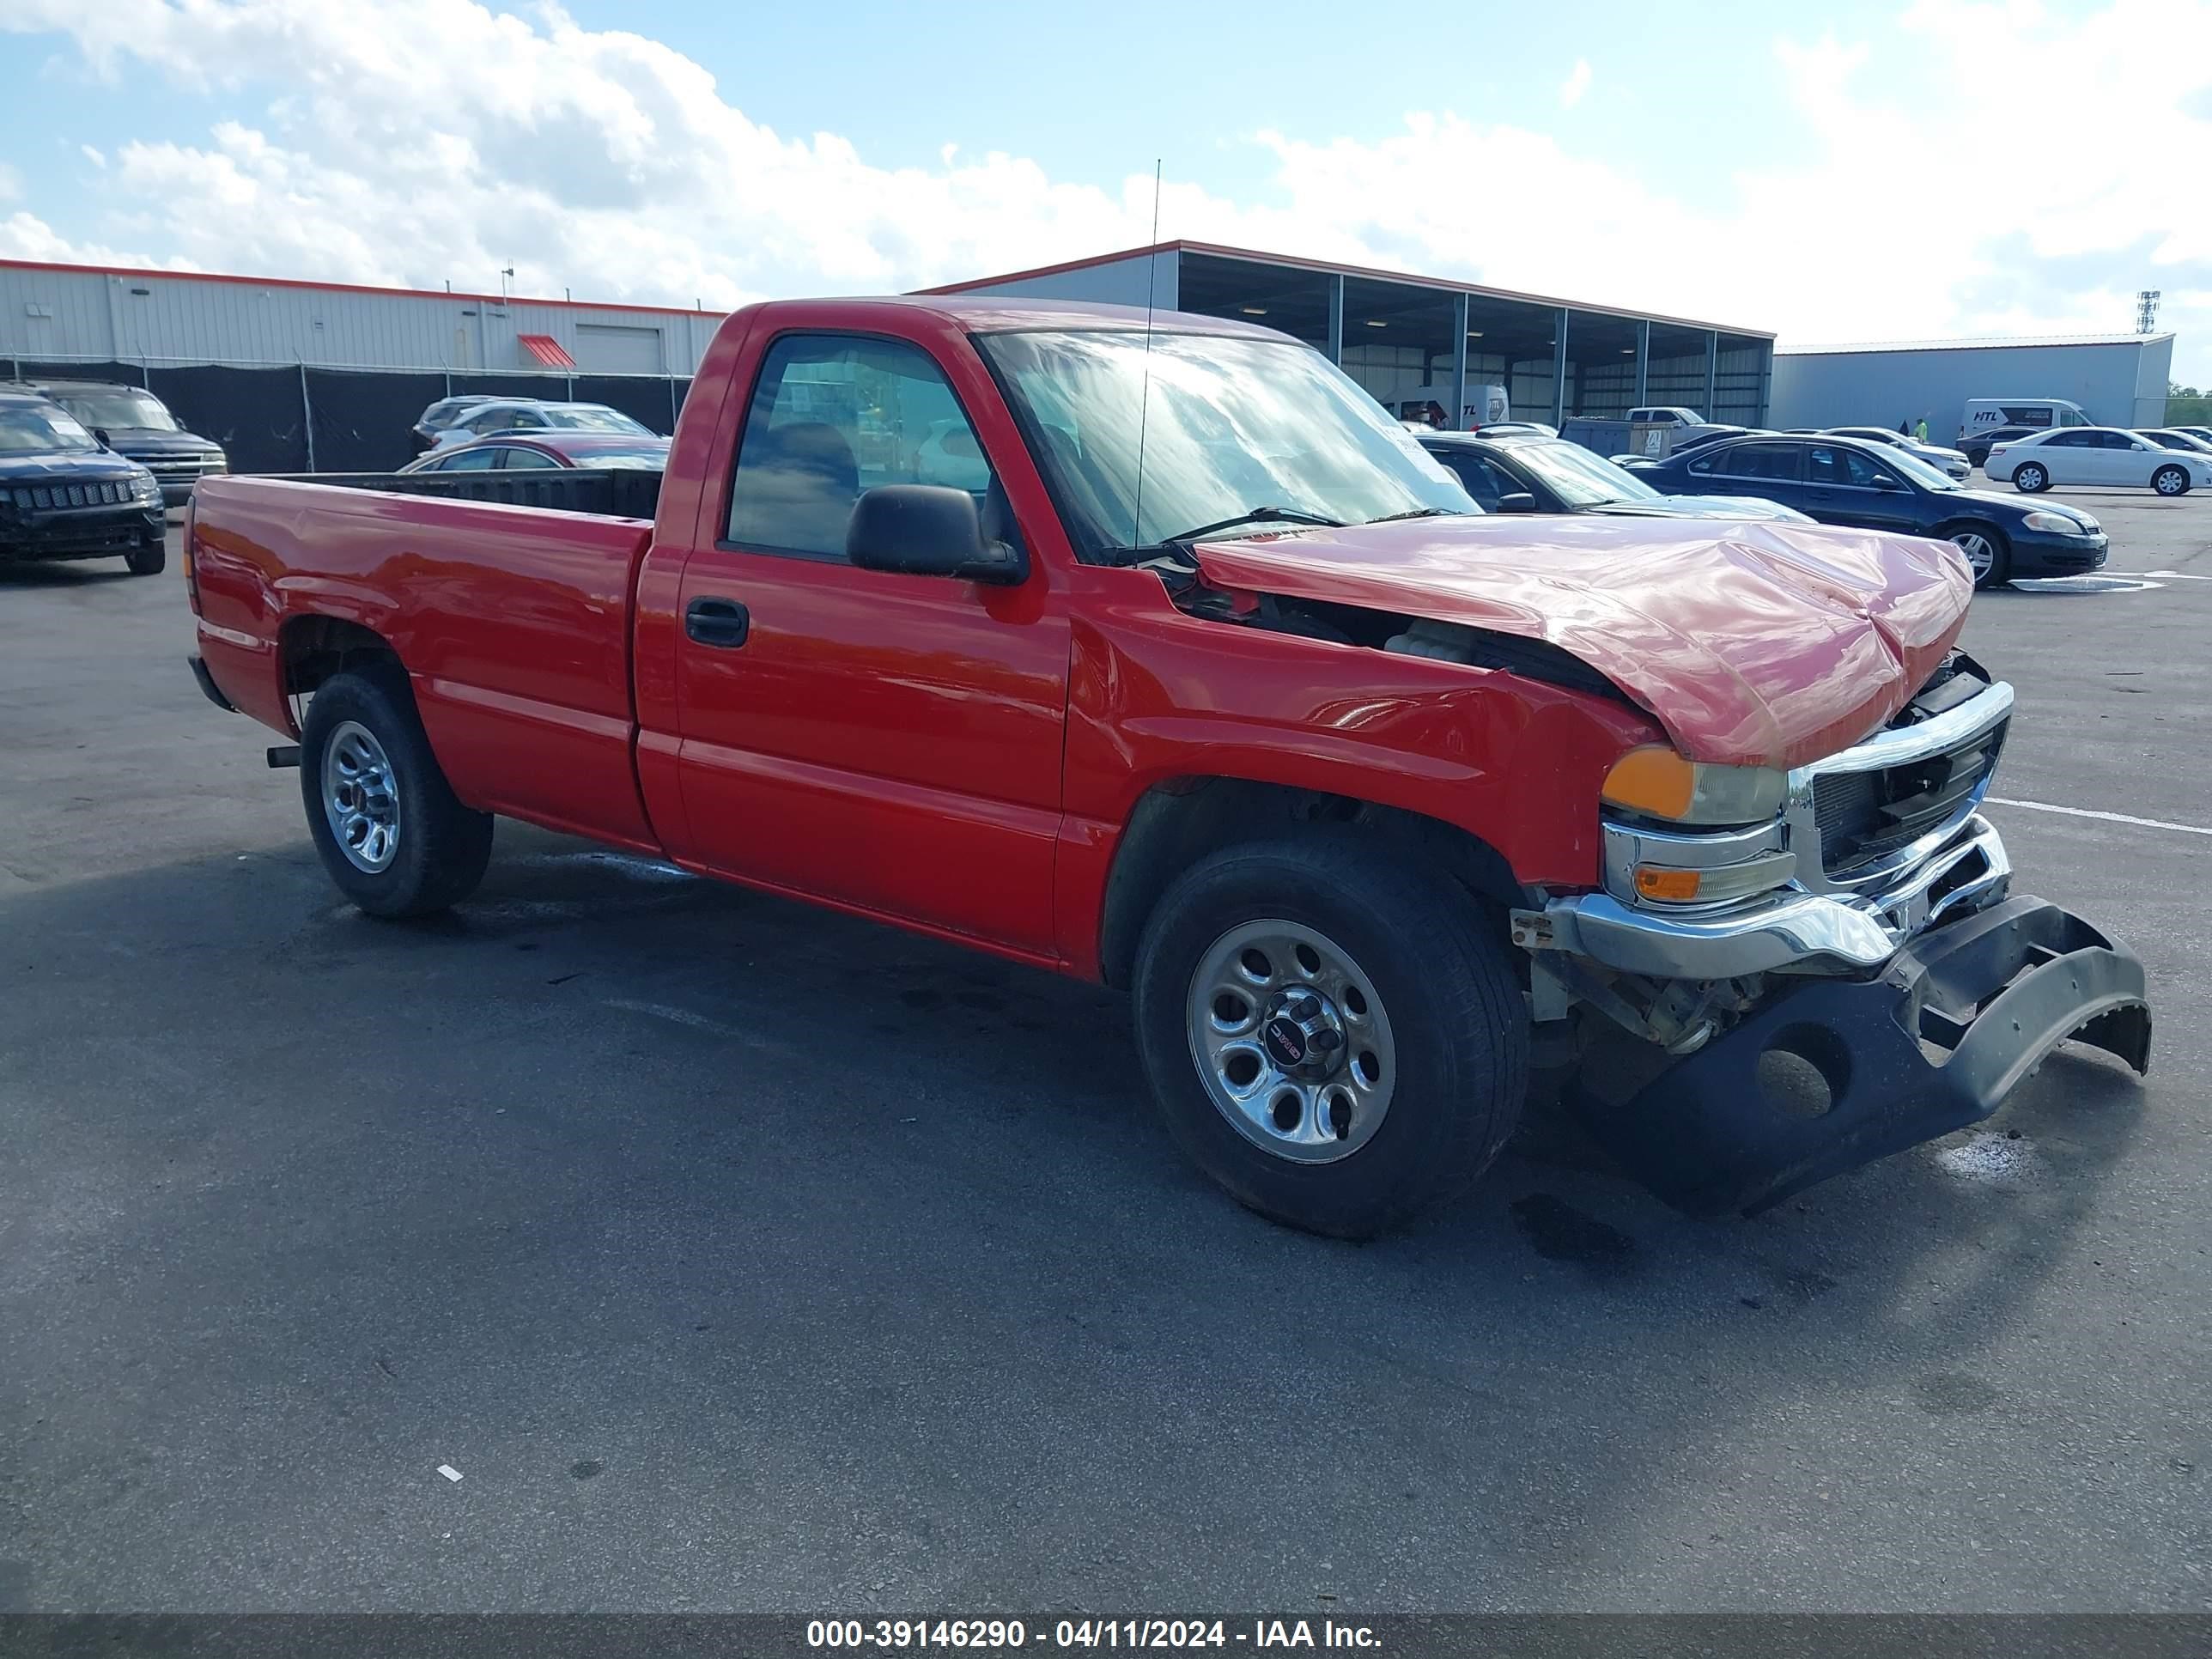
{"left": 2153, "top": 464, "right": 2190, "bottom": 497}
{"left": 2012, "top": 461, "right": 2049, "bottom": 493}
{"left": 125, "top": 544, "right": 165, "bottom": 576}
{"left": 1132, "top": 834, "right": 1528, "bottom": 1239}
{"left": 299, "top": 668, "right": 493, "bottom": 918}
{"left": 1942, "top": 522, "right": 2011, "bottom": 589}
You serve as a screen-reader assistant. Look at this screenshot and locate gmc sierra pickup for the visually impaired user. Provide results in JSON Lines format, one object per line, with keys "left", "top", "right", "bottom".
{"left": 184, "top": 295, "right": 2151, "bottom": 1237}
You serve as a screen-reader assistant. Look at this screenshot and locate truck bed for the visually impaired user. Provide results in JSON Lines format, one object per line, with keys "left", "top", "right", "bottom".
{"left": 188, "top": 475, "right": 661, "bottom": 851}
{"left": 266, "top": 466, "right": 662, "bottom": 520}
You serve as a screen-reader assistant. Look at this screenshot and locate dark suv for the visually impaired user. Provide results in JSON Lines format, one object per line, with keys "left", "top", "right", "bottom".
{"left": 0, "top": 392, "right": 168, "bottom": 574}
{"left": 5, "top": 380, "right": 228, "bottom": 507}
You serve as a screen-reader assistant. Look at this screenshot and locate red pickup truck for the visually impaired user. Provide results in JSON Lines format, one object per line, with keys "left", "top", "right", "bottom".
{"left": 184, "top": 295, "right": 2150, "bottom": 1236}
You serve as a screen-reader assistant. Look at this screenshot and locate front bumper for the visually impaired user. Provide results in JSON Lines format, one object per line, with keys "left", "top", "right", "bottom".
{"left": 1573, "top": 895, "right": 2151, "bottom": 1215}
{"left": 2011, "top": 526, "right": 2110, "bottom": 576}
{"left": 0, "top": 503, "right": 166, "bottom": 562}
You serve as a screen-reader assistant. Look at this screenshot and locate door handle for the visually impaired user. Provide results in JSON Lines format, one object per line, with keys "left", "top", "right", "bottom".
{"left": 685, "top": 596, "right": 750, "bottom": 648}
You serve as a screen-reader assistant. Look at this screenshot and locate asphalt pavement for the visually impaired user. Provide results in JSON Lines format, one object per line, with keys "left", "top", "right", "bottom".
{"left": 2, "top": 486, "right": 2208, "bottom": 1613}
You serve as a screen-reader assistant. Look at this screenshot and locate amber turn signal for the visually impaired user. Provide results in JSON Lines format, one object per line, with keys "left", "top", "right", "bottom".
{"left": 1633, "top": 866, "right": 1704, "bottom": 902}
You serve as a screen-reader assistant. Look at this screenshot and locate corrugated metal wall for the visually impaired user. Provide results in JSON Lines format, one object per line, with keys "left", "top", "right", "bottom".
{"left": 1769, "top": 338, "right": 2171, "bottom": 440}
{"left": 1, "top": 263, "right": 724, "bottom": 374}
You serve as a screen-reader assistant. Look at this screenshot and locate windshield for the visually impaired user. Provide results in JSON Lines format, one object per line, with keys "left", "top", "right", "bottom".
{"left": 0, "top": 404, "right": 100, "bottom": 455}
{"left": 978, "top": 330, "right": 1472, "bottom": 556}
{"left": 52, "top": 387, "right": 179, "bottom": 432}
{"left": 544, "top": 406, "right": 653, "bottom": 434}
{"left": 1881, "top": 447, "right": 1960, "bottom": 490}
{"left": 1510, "top": 440, "right": 1662, "bottom": 506}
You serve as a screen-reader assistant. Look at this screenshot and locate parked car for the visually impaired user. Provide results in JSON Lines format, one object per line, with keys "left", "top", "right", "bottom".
{"left": 1419, "top": 431, "right": 1810, "bottom": 522}
{"left": 1958, "top": 423, "right": 2041, "bottom": 470}
{"left": 1986, "top": 427, "right": 2212, "bottom": 496}
{"left": 2163, "top": 424, "right": 2212, "bottom": 447}
{"left": 1626, "top": 406, "right": 1706, "bottom": 428}
{"left": 1611, "top": 424, "right": 1757, "bottom": 465}
{"left": 1822, "top": 425, "right": 1972, "bottom": 480}
{"left": 2137, "top": 428, "right": 2212, "bottom": 455}
{"left": 1631, "top": 431, "right": 2107, "bottom": 587}
{"left": 184, "top": 294, "right": 2148, "bottom": 1236}
{"left": 1470, "top": 421, "right": 1558, "bottom": 438}
{"left": 427, "top": 400, "right": 658, "bottom": 450}
{"left": 0, "top": 390, "right": 167, "bottom": 574}
{"left": 399, "top": 433, "right": 672, "bottom": 473}
{"left": 5, "top": 378, "right": 228, "bottom": 506}
{"left": 410, "top": 394, "right": 510, "bottom": 455}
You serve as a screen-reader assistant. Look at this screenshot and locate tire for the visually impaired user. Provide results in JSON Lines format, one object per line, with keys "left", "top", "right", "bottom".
{"left": 2012, "top": 462, "right": 2048, "bottom": 494}
{"left": 298, "top": 667, "right": 493, "bottom": 918}
{"left": 2153, "top": 465, "right": 2190, "bottom": 497}
{"left": 125, "top": 544, "right": 166, "bottom": 576}
{"left": 1942, "top": 522, "right": 2011, "bottom": 590}
{"left": 1131, "top": 833, "right": 1528, "bottom": 1239}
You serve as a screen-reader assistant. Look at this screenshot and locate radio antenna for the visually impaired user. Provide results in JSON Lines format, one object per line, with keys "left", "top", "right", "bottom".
{"left": 1127, "top": 158, "right": 1163, "bottom": 556}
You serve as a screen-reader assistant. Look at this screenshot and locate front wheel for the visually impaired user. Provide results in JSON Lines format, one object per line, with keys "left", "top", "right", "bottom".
{"left": 125, "top": 544, "right": 166, "bottom": 576}
{"left": 1944, "top": 523, "right": 2011, "bottom": 589}
{"left": 299, "top": 668, "right": 493, "bottom": 918}
{"left": 1131, "top": 835, "right": 1528, "bottom": 1239}
{"left": 2153, "top": 465, "right": 2191, "bottom": 497}
{"left": 2012, "top": 462, "right": 2049, "bottom": 493}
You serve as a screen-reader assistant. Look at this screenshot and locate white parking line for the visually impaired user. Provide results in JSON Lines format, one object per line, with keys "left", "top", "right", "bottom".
{"left": 2115, "top": 569, "right": 2212, "bottom": 580}
{"left": 1986, "top": 797, "right": 2212, "bottom": 837}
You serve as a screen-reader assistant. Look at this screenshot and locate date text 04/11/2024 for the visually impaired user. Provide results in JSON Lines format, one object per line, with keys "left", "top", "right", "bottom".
{"left": 805, "top": 1620, "right": 1382, "bottom": 1650}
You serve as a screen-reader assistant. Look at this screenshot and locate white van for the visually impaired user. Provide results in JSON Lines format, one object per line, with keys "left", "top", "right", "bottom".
{"left": 1960, "top": 397, "right": 2091, "bottom": 441}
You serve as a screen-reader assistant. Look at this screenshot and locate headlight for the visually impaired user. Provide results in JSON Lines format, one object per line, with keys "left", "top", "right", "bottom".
{"left": 131, "top": 471, "right": 162, "bottom": 503}
{"left": 2022, "top": 510, "right": 2084, "bottom": 533}
{"left": 1601, "top": 746, "right": 1788, "bottom": 825}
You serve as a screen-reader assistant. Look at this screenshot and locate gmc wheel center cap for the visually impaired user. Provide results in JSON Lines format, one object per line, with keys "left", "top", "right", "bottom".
{"left": 1262, "top": 992, "right": 1346, "bottom": 1079}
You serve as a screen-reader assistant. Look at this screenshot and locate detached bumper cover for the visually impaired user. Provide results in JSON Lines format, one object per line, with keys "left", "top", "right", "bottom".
{"left": 1577, "top": 895, "right": 2151, "bottom": 1217}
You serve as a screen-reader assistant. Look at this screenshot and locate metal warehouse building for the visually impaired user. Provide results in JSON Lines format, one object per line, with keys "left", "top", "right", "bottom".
{"left": 1, "top": 258, "right": 722, "bottom": 377}
{"left": 1, "top": 258, "right": 726, "bottom": 472}
{"left": 921, "top": 240, "right": 1778, "bottom": 429}
{"left": 1769, "top": 333, "right": 2174, "bottom": 442}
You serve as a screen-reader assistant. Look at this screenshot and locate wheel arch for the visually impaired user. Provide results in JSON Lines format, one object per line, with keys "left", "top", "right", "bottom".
{"left": 1096, "top": 775, "right": 1528, "bottom": 990}
{"left": 277, "top": 614, "right": 410, "bottom": 722}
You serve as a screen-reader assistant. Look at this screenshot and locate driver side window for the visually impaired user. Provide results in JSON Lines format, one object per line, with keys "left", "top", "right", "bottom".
{"left": 726, "top": 333, "right": 995, "bottom": 561}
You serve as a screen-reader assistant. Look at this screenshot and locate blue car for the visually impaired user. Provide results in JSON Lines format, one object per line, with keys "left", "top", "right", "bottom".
{"left": 1626, "top": 431, "right": 2108, "bottom": 589}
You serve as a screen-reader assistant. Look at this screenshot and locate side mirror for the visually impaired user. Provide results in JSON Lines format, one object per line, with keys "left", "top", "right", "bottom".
{"left": 1496, "top": 492, "right": 1539, "bottom": 514}
{"left": 1870, "top": 474, "right": 1903, "bottom": 490}
{"left": 847, "top": 484, "right": 1025, "bottom": 585}
{"left": 92, "top": 428, "right": 112, "bottom": 449}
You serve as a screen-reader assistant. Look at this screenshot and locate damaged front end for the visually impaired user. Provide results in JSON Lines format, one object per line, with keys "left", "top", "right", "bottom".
{"left": 1512, "top": 652, "right": 2153, "bottom": 1216}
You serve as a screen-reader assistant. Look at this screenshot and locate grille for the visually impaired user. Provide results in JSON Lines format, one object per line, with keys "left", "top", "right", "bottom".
{"left": 11, "top": 481, "right": 135, "bottom": 509}
{"left": 145, "top": 454, "right": 221, "bottom": 476}
{"left": 1812, "top": 719, "right": 2007, "bottom": 876}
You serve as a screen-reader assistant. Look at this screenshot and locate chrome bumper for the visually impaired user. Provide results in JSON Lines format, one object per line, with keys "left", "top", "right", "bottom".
{"left": 1516, "top": 679, "right": 2019, "bottom": 982}
{"left": 1515, "top": 812, "right": 2010, "bottom": 978}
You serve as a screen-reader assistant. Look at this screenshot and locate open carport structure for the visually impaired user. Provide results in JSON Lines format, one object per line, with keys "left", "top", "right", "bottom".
{"left": 922, "top": 240, "right": 1773, "bottom": 429}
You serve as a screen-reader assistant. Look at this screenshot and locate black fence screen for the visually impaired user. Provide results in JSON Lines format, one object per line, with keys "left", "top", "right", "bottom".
{"left": 149, "top": 366, "right": 310, "bottom": 474}
{"left": 0, "top": 361, "right": 691, "bottom": 477}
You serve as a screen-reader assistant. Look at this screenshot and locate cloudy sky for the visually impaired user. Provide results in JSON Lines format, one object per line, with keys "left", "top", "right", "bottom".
{"left": 2, "top": 0, "right": 2208, "bottom": 379}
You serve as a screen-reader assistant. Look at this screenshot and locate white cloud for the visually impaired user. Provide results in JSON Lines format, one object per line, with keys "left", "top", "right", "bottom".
{"left": 2, "top": 0, "right": 2209, "bottom": 377}
{"left": 1559, "top": 58, "right": 1591, "bottom": 109}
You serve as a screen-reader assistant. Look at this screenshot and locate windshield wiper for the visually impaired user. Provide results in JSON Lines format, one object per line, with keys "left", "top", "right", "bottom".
{"left": 1363, "top": 507, "right": 1456, "bottom": 524}
{"left": 1164, "top": 506, "right": 1344, "bottom": 543}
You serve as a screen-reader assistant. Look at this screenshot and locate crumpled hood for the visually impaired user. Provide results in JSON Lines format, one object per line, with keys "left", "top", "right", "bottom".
{"left": 1194, "top": 514, "right": 1972, "bottom": 769}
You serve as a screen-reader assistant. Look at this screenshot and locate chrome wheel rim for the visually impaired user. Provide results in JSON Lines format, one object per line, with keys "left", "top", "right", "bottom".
{"left": 2019, "top": 466, "right": 2043, "bottom": 490}
{"left": 1187, "top": 919, "right": 1396, "bottom": 1164}
{"left": 321, "top": 720, "right": 401, "bottom": 873}
{"left": 2156, "top": 470, "right": 2184, "bottom": 495}
{"left": 1951, "top": 531, "right": 1994, "bottom": 577}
